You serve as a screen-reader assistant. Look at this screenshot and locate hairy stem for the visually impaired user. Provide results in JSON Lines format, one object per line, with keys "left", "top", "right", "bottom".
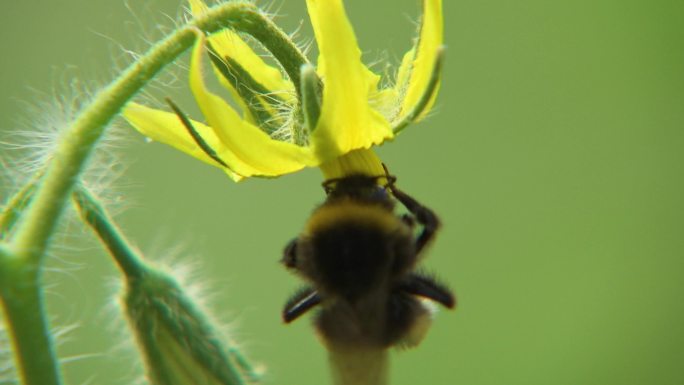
{"left": 74, "top": 187, "right": 256, "bottom": 385}
{"left": 9, "top": 2, "right": 308, "bottom": 265}
{"left": 0, "top": 173, "right": 40, "bottom": 240}
{"left": 0, "top": 260, "right": 61, "bottom": 385}
{"left": 72, "top": 187, "right": 146, "bottom": 279}
{"left": 1, "top": 3, "right": 303, "bottom": 384}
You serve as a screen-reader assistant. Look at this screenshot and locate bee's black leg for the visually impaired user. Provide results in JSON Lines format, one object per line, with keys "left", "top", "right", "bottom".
{"left": 281, "top": 238, "right": 298, "bottom": 268}
{"left": 388, "top": 184, "right": 440, "bottom": 255}
{"left": 283, "top": 286, "right": 321, "bottom": 323}
{"left": 400, "top": 213, "right": 416, "bottom": 228}
{"left": 399, "top": 273, "right": 455, "bottom": 309}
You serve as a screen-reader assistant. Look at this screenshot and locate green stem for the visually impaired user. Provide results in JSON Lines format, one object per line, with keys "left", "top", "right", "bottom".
{"left": 207, "top": 43, "right": 285, "bottom": 134}
{"left": 0, "top": 178, "right": 38, "bottom": 240}
{"left": 0, "top": 260, "right": 62, "bottom": 385}
{"left": 1, "top": 3, "right": 308, "bottom": 384}
{"left": 75, "top": 188, "right": 255, "bottom": 385}
{"left": 237, "top": 11, "right": 311, "bottom": 96}
{"left": 72, "top": 186, "right": 146, "bottom": 279}
{"left": 8, "top": 2, "right": 307, "bottom": 265}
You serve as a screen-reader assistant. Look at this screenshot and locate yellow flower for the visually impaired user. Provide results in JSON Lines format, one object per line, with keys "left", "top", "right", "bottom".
{"left": 124, "top": 0, "right": 443, "bottom": 182}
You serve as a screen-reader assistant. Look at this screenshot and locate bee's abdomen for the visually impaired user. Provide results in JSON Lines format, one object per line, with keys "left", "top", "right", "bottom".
{"left": 311, "top": 222, "right": 393, "bottom": 300}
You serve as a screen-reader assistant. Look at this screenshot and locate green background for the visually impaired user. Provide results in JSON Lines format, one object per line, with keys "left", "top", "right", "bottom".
{"left": 1, "top": 0, "right": 683, "bottom": 384}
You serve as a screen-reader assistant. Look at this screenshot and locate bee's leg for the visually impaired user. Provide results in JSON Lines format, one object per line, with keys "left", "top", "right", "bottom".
{"left": 389, "top": 185, "right": 440, "bottom": 255}
{"left": 399, "top": 273, "right": 455, "bottom": 309}
{"left": 400, "top": 213, "right": 416, "bottom": 228}
{"left": 283, "top": 286, "right": 321, "bottom": 323}
{"left": 281, "top": 238, "right": 298, "bottom": 268}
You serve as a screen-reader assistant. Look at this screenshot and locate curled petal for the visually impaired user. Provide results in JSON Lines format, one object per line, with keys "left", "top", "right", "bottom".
{"left": 208, "top": 31, "right": 294, "bottom": 99}
{"left": 393, "top": 47, "right": 444, "bottom": 134}
{"left": 395, "top": 0, "right": 444, "bottom": 123}
{"left": 123, "top": 102, "right": 242, "bottom": 180}
{"left": 189, "top": 37, "right": 316, "bottom": 178}
{"left": 306, "top": 0, "right": 393, "bottom": 161}
{"left": 189, "top": 0, "right": 294, "bottom": 100}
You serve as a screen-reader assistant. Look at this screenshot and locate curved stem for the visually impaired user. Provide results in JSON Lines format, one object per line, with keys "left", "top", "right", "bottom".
{"left": 8, "top": 2, "right": 306, "bottom": 265}
{"left": 72, "top": 186, "right": 146, "bottom": 279}
{"left": 236, "top": 11, "right": 311, "bottom": 95}
{"left": 0, "top": 4, "right": 307, "bottom": 385}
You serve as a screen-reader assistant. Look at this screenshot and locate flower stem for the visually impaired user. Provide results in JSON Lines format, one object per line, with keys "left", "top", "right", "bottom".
{"left": 0, "top": 260, "right": 62, "bottom": 385}
{"left": 1, "top": 3, "right": 302, "bottom": 385}
{"left": 72, "top": 186, "right": 146, "bottom": 279}
{"left": 0, "top": 173, "right": 40, "bottom": 240}
{"left": 74, "top": 187, "right": 259, "bottom": 385}
{"left": 8, "top": 2, "right": 306, "bottom": 266}
{"left": 236, "top": 10, "right": 311, "bottom": 96}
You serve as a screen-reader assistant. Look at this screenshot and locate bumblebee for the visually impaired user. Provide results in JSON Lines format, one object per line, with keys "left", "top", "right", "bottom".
{"left": 281, "top": 168, "right": 455, "bottom": 349}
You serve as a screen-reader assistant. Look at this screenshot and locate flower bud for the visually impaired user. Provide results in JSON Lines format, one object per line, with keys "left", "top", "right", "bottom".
{"left": 124, "top": 268, "right": 255, "bottom": 385}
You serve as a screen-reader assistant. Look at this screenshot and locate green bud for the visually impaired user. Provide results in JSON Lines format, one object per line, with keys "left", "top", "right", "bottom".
{"left": 124, "top": 268, "right": 254, "bottom": 385}
{"left": 73, "top": 186, "right": 259, "bottom": 385}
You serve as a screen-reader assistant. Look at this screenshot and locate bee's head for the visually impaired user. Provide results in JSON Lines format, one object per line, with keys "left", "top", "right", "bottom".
{"left": 283, "top": 199, "right": 415, "bottom": 301}
{"left": 322, "top": 174, "right": 395, "bottom": 208}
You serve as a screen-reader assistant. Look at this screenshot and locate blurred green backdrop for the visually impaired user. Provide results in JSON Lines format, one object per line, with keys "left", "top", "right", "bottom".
{"left": 1, "top": 0, "right": 683, "bottom": 384}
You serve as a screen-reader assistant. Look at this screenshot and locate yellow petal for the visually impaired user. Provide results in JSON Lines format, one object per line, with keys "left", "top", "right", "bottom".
{"left": 187, "top": 0, "right": 208, "bottom": 15}
{"left": 209, "top": 31, "right": 294, "bottom": 99}
{"left": 189, "top": 0, "right": 294, "bottom": 101}
{"left": 123, "top": 102, "right": 243, "bottom": 181}
{"left": 189, "top": 37, "right": 316, "bottom": 178}
{"left": 365, "top": 66, "right": 399, "bottom": 118}
{"left": 306, "top": 0, "right": 393, "bottom": 161}
{"left": 396, "top": 0, "right": 443, "bottom": 122}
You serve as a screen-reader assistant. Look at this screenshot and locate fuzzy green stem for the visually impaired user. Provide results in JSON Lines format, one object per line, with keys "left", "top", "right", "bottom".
{"left": 0, "top": 171, "right": 43, "bottom": 240}
{"left": 72, "top": 186, "right": 146, "bottom": 279}
{"left": 0, "top": 173, "right": 41, "bottom": 239}
{"left": 237, "top": 11, "right": 311, "bottom": 95}
{"left": 8, "top": 2, "right": 309, "bottom": 266}
{"left": 1, "top": 4, "right": 303, "bottom": 384}
{"left": 74, "top": 188, "right": 256, "bottom": 385}
{"left": 0, "top": 260, "right": 62, "bottom": 385}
